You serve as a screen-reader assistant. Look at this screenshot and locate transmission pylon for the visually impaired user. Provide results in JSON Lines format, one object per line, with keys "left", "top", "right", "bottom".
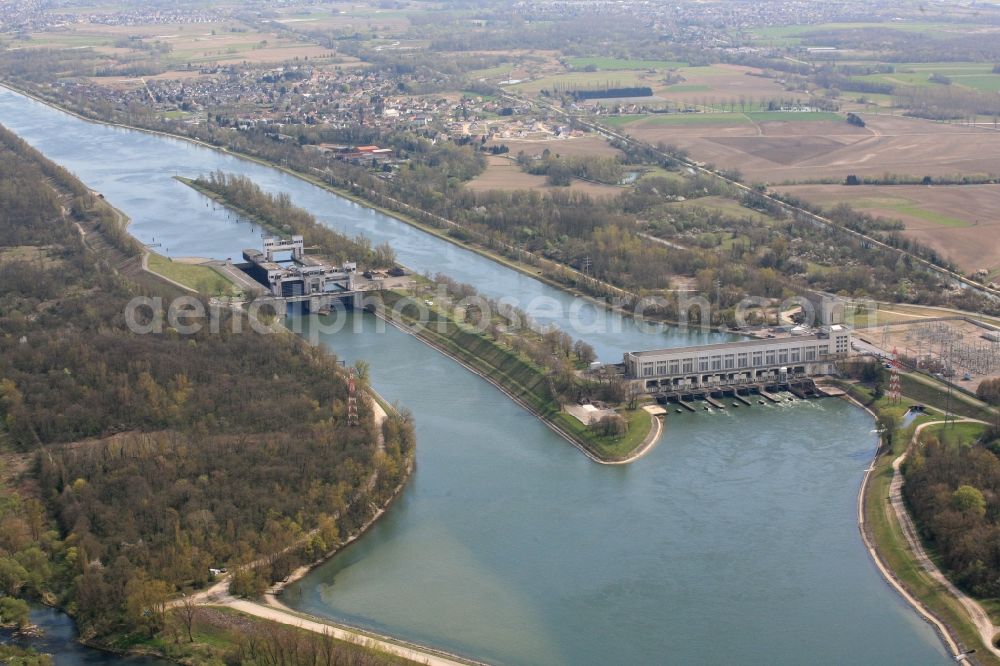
{"left": 888, "top": 347, "right": 901, "bottom": 404}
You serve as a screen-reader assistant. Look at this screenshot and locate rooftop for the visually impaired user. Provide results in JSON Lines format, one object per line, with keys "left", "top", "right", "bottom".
{"left": 626, "top": 332, "right": 839, "bottom": 358}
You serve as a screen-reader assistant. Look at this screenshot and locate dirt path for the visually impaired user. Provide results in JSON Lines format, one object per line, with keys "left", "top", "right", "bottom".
{"left": 889, "top": 419, "right": 1000, "bottom": 659}
{"left": 196, "top": 590, "right": 477, "bottom": 666}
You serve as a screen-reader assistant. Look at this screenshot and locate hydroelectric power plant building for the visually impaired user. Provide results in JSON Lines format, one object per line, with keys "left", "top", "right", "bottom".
{"left": 624, "top": 325, "right": 851, "bottom": 393}
{"left": 242, "top": 235, "right": 364, "bottom": 310}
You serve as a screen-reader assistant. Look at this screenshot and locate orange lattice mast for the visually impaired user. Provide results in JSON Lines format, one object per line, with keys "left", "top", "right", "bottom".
{"left": 888, "top": 347, "right": 901, "bottom": 404}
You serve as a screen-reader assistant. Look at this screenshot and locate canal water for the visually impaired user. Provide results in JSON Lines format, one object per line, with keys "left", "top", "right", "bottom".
{"left": 0, "top": 88, "right": 950, "bottom": 665}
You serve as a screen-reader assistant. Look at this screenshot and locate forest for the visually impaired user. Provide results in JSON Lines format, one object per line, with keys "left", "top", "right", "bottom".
{"left": 0, "top": 123, "right": 413, "bottom": 660}
{"left": 903, "top": 427, "right": 1000, "bottom": 598}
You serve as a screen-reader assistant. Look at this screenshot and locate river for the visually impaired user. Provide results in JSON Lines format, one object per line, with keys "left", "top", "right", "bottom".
{"left": 0, "top": 87, "right": 950, "bottom": 665}
{"left": 0, "top": 607, "right": 170, "bottom": 665}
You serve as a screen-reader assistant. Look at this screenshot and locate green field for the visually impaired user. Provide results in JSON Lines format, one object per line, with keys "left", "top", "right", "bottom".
{"left": 746, "top": 111, "right": 843, "bottom": 122}
{"left": 20, "top": 33, "right": 111, "bottom": 47}
{"left": 663, "top": 84, "right": 712, "bottom": 93}
{"left": 667, "top": 195, "right": 783, "bottom": 224}
{"left": 566, "top": 57, "right": 688, "bottom": 70}
{"left": 846, "top": 62, "right": 1000, "bottom": 93}
{"left": 955, "top": 74, "right": 1000, "bottom": 93}
{"left": 852, "top": 72, "right": 938, "bottom": 88}
{"left": 606, "top": 112, "right": 751, "bottom": 126}
{"left": 605, "top": 111, "right": 840, "bottom": 127}
{"left": 844, "top": 195, "right": 971, "bottom": 228}
{"left": 467, "top": 63, "right": 517, "bottom": 79}
{"left": 513, "top": 70, "right": 649, "bottom": 93}
{"left": 892, "top": 204, "right": 970, "bottom": 228}
{"left": 601, "top": 114, "right": 649, "bottom": 126}
{"left": 147, "top": 254, "right": 236, "bottom": 295}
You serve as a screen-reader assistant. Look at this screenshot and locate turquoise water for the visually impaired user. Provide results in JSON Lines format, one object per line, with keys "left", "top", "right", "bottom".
{"left": 0, "top": 87, "right": 950, "bottom": 665}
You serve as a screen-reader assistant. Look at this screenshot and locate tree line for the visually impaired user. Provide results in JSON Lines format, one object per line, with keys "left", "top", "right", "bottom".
{"left": 903, "top": 427, "right": 1000, "bottom": 598}
{"left": 193, "top": 171, "right": 396, "bottom": 268}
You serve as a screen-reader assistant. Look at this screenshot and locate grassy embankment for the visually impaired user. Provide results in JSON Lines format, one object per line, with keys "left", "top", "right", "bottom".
{"left": 146, "top": 252, "right": 237, "bottom": 296}
{"left": 837, "top": 376, "right": 1000, "bottom": 662}
{"left": 378, "top": 289, "right": 653, "bottom": 462}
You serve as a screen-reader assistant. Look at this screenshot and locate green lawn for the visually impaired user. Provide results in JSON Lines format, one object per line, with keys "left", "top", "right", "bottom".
{"left": 147, "top": 253, "right": 236, "bottom": 296}
{"left": 954, "top": 74, "right": 1000, "bottom": 93}
{"left": 604, "top": 111, "right": 840, "bottom": 127}
{"left": 615, "top": 112, "right": 752, "bottom": 126}
{"left": 846, "top": 62, "right": 1000, "bottom": 94}
{"left": 663, "top": 84, "right": 712, "bottom": 93}
{"left": 746, "top": 111, "right": 843, "bottom": 122}
{"left": 899, "top": 373, "right": 993, "bottom": 421}
{"left": 891, "top": 204, "right": 969, "bottom": 228}
{"left": 917, "top": 421, "right": 989, "bottom": 447}
{"left": 552, "top": 407, "right": 653, "bottom": 460}
{"left": 835, "top": 195, "right": 970, "bottom": 228}
{"left": 601, "top": 114, "right": 648, "bottom": 126}
{"left": 566, "top": 57, "right": 688, "bottom": 70}
{"left": 467, "top": 63, "right": 517, "bottom": 79}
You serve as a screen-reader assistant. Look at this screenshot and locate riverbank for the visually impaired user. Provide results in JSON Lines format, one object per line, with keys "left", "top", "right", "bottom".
{"left": 373, "top": 289, "right": 658, "bottom": 464}
{"left": 838, "top": 380, "right": 1000, "bottom": 664}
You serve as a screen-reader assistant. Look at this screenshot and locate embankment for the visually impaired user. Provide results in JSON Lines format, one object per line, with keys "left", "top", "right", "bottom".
{"left": 836, "top": 380, "right": 1000, "bottom": 664}
{"left": 375, "top": 290, "right": 656, "bottom": 464}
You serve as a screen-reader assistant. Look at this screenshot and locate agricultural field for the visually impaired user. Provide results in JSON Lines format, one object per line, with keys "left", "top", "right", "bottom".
{"left": 268, "top": 4, "right": 416, "bottom": 35}
{"left": 511, "top": 69, "right": 654, "bottom": 94}
{"left": 466, "top": 155, "right": 622, "bottom": 197}
{"left": 498, "top": 135, "right": 623, "bottom": 158}
{"left": 627, "top": 113, "right": 1000, "bottom": 183}
{"left": 604, "top": 112, "right": 754, "bottom": 127}
{"left": 13, "top": 21, "right": 339, "bottom": 67}
{"left": 565, "top": 57, "right": 688, "bottom": 71}
{"left": 848, "top": 63, "right": 1000, "bottom": 94}
{"left": 778, "top": 183, "right": 1000, "bottom": 274}
{"left": 512, "top": 64, "right": 793, "bottom": 108}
